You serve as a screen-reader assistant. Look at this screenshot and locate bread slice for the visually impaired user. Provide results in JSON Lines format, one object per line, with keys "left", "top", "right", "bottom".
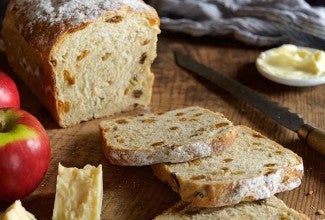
{"left": 2, "top": 0, "right": 160, "bottom": 127}
{"left": 100, "top": 106, "right": 236, "bottom": 166}
{"left": 152, "top": 125, "right": 303, "bottom": 207}
{"left": 154, "top": 196, "right": 309, "bottom": 220}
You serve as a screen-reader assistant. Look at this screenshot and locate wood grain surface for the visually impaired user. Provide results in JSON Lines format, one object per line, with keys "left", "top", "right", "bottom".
{"left": 0, "top": 33, "right": 324, "bottom": 220}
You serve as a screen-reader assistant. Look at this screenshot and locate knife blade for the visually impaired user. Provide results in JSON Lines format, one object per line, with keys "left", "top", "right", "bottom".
{"left": 174, "top": 51, "right": 325, "bottom": 155}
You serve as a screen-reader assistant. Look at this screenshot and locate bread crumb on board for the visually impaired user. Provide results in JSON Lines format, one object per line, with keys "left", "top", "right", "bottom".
{"left": 306, "top": 190, "right": 314, "bottom": 195}
{"left": 316, "top": 209, "right": 324, "bottom": 215}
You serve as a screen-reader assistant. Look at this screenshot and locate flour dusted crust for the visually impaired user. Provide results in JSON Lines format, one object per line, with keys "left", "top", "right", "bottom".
{"left": 154, "top": 196, "right": 309, "bottom": 220}
{"left": 4, "top": 0, "right": 158, "bottom": 54}
{"left": 100, "top": 106, "right": 237, "bottom": 166}
{"left": 152, "top": 126, "right": 303, "bottom": 207}
{"left": 2, "top": 0, "right": 160, "bottom": 127}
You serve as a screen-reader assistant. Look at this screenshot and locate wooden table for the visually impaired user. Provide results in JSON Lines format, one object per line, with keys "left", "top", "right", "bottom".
{"left": 0, "top": 33, "right": 324, "bottom": 219}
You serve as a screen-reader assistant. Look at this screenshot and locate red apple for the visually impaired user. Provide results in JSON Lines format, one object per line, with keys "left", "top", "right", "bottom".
{"left": 0, "top": 71, "right": 20, "bottom": 108}
{"left": 0, "top": 108, "right": 51, "bottom": 201}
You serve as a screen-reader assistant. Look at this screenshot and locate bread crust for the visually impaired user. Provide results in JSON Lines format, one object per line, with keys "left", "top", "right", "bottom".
{"left": 154, "top": 197, "right": 310, "bottom": 219}
{"left": 152, "top": 126, "right": 304, "bottom": 207}
{"left": 2, "top": 0, "right": 160, "bottom": 127}
{"left": 5, "top": 0, "right": 159, "bottom": 55}
{"left": 152, "top": 163, "right": 303, "bottom": 207}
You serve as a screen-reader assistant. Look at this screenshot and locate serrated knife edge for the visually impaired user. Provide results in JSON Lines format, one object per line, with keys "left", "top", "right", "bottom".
{"left": 174, "top": 51, "right": 325, "bottom": 155}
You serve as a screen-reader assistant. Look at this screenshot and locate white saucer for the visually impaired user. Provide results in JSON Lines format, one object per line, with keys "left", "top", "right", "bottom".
{"left": 256, "top": 46, "right": 325, "bottom": 87}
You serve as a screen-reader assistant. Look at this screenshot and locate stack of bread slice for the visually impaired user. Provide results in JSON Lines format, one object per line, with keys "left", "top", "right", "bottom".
{"left": 99, "top": 106, "right": 307, "bottom": 219}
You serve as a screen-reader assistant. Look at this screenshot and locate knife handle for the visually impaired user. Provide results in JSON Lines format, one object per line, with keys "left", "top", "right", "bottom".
{"left": 298, "top": 124, "right": 325, "bottom": 155}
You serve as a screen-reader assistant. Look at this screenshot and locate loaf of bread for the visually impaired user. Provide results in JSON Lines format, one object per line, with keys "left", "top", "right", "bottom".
{"left": 154, "top": 196, "right": 309, "bottom": 220}
{"left": 1, "top": 0, "right": 160, "bottom": 127}
{"left": 100, "top": 106, "right": 237, "bottom": 166}
{"left": 152, "top": 125, "right": 303, "bottom": 207}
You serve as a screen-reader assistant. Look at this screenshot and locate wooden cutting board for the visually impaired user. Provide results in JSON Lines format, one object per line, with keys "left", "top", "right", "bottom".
{"left": 0, "top": 34, "right": 324, "bottom": 220}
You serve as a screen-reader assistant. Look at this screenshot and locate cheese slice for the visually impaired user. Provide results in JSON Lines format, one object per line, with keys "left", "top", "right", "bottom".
{"left": 0, "top": 200, "right": 36, "bottom": 220}
{"left": 52, "top": 164, "right": 103, "bottom": 220}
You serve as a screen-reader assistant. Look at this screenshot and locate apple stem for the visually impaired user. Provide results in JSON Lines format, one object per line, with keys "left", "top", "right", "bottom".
{"left": 0, "top": 113, "right": 16, "bottom": 133}
{"left": 0, "top": 120, "right": 5, "bottom": 133}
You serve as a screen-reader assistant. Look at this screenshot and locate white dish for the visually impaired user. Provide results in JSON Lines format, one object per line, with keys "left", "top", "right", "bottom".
{"left": 256, "top": 46, "right": 325, "bottom": 87}
{"left": 256, "top": 63, "right": 325, "bottom": 87}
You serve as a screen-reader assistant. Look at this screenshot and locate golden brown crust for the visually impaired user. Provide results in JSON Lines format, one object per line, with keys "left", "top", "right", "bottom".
{"left": 152, "top": 164, "right": 303, "bottom": 207}
{"left": 6, "top": 0, "right": 160, "bottom": 56}
{"left": 1, "top": 10, "right": 60, "bottom": 123}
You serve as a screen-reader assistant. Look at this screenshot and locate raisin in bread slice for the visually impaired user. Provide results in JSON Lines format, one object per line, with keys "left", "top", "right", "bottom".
{"left": 100, "top": 106, "right": 236, "bottom": 166}
{"left": 154, "top": 196, "right": 309, "bottom": 220}
{"left": 2, "top": 0, "right": 160, "bottom": 127}
{"left": 152, "top": 125, "right": 303, "bottom": 207}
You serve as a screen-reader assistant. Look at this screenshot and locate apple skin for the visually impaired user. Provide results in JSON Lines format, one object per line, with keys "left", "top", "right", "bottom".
{"left": 0, "top": 108, "right": 51, "bottom": 201}
{"left": 0, "top": 71, "right": 20, "bottom": 108}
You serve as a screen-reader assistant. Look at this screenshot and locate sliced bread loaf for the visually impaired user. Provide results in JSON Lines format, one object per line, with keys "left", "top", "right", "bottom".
{"left": 2, "top": 0, "right": 160, "bottom": 127}
{"left": 152, "top": 125, "right": 303, "bottom": 207}
{"left": 99, "top": 106, "right": 236, "bottom": 166}
{"left": 154, "top": 196, "right": 309, "bottom": 220}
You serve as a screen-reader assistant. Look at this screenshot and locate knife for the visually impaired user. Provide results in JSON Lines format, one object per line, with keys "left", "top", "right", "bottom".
{"left": 174, "top": 51, "right": 325, "bottom": 155}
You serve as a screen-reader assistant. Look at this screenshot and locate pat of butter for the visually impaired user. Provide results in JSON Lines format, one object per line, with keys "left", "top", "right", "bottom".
{"left": 52, "top": 164, "right": 103, "bottom": 220}
{"left": 0, "top": 200, "right": 36, "bottom": 220}
{"left": 256, "top": 44, "right": 325, "bottom": 79}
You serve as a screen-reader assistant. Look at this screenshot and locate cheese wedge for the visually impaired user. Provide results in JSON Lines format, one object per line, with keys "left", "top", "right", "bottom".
{"left": 52, "top": 164, "right": 103, "bottom": 220}
{"left": 0, "top": 200, "right": 36, "bottom": 220}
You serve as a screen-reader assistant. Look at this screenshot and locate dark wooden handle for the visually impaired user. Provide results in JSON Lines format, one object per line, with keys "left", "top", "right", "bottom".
{"left": 298, "top": 124, "right": 325, "bottom": 155}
